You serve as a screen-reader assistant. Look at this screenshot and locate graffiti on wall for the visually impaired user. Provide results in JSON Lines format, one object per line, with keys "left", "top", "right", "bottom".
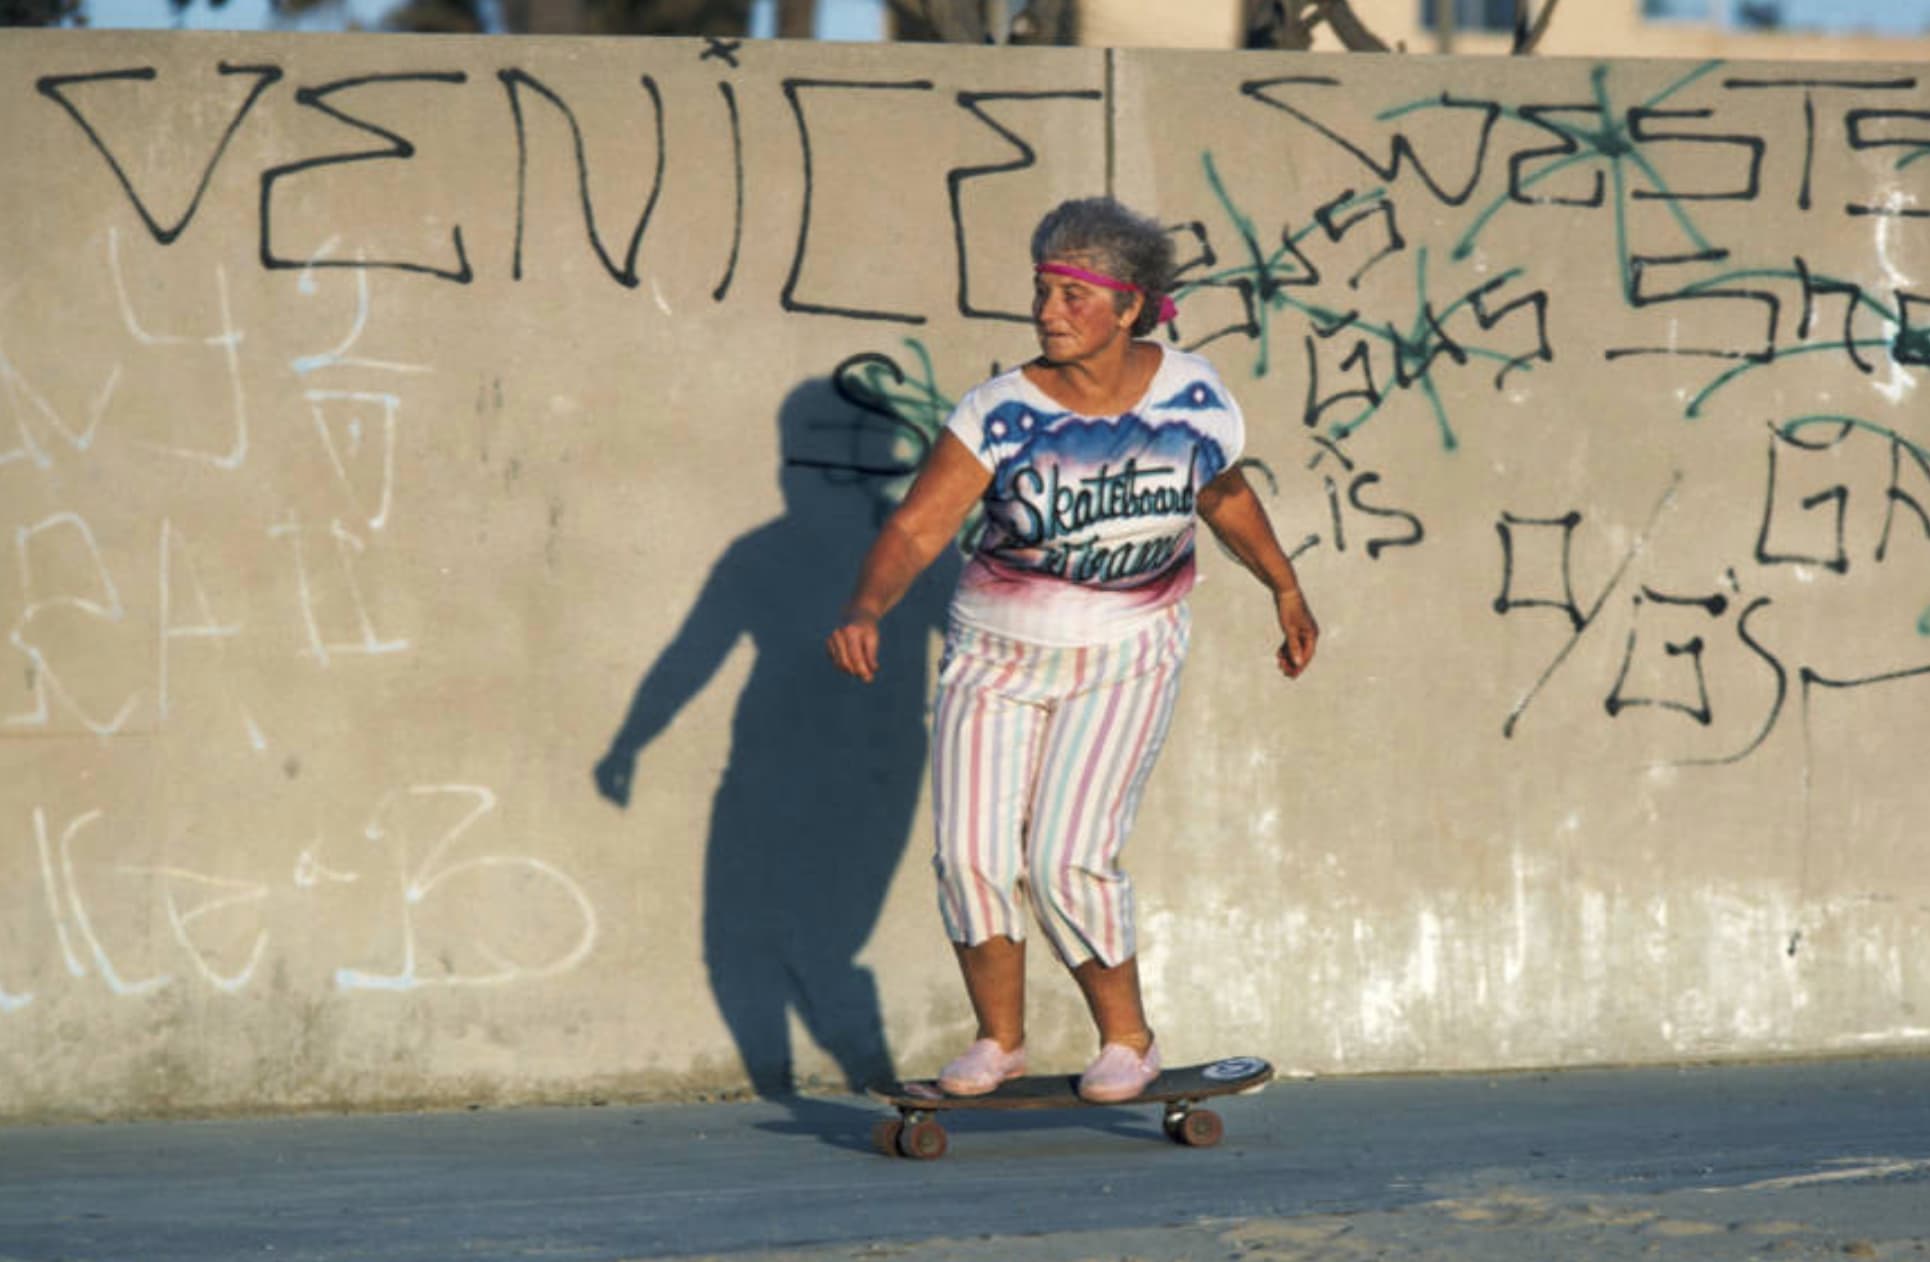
{"left": 1, "top": 36, "right": 1926, "bottom": 1079}
{"left": 1162, "top": 60, "right": 1928, "bottom": 771}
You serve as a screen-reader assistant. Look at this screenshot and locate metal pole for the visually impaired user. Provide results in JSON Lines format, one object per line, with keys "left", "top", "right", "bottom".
{"left": 1435, "top": 0, "right": 1455, "bottom": 52}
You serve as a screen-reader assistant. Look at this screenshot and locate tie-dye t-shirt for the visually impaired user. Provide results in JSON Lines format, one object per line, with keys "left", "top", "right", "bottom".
{"left": 945, "top": 344, "right": 1244, "bottom": 647}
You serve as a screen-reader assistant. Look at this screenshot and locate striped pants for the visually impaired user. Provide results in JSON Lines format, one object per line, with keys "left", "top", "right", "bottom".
{"left": 929, "top": 604, "right": 1190, "bottom": 969}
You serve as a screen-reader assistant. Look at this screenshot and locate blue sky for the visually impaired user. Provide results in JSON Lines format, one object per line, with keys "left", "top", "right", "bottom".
{"left": 1647, "top": 0, "right": 1927, "bottom": 34}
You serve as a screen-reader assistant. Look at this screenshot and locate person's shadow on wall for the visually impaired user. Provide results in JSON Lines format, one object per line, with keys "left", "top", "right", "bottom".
{"left": 593, "top": 375, "right": 956, "bottom": 1116}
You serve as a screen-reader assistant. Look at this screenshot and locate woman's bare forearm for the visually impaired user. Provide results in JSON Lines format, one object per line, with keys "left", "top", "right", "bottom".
{"left": 1198, "top": 466, "right": 1319, "bottom": 677}
{"left": 843, "top": 514, "right": 951, "bottom": 624}
{"left": 1198, "top": 469, "right": 1304, "bottom": 597}
{"left": 827, "top": 431, "right": 991, "bottom": 683}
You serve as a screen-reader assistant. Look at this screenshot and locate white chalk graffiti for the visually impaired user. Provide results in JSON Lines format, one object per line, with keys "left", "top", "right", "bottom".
{"left": 0, "top": 350, "right": 118, "bottom": 464}
{"left": 0, "top": 138, "right": 612, "bottom": 1038}
{"left": 158, "top": 517, "right": 266, "bottom": 750}
{"left": 268, "top": 512, "right": 411, "bottom": 666}
{"left": 290, "top": 238, "right": 433, "bottom": 379}
{"left": 107, "top": 227, "right": 249, "bottom": 469}
{"left": 0, "top": 277, "right": 52, "bottom": 472}
{"left": 122, "top": 864, "right": 272, "bottom": 994}
{"left": 3, "top": 786, "right": 598, "bottom": 1008}
{"left": 292, "top": 239, "right": 430, "bottom": 535}
{"left": 33, "top": 807, "right": 171, "bottom": 998}
{"left": 306, "top": 391, "right": 402, "bottom": 533}
{"left": 6, "top": 512, "right": 279, "bottom": 744}
{"left": 0, "top": 269, "right": 117, "bottom": 468}
{"left": 334, "top": 785, "right": 600, "bottom": 992}
{"left": 294, "top": 841, "right": 359, "bottom": 889}
{"left": 6, "top": 512, "right": 140, "bottom": 738}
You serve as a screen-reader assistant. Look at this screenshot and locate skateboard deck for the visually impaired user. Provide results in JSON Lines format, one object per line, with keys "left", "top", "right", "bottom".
{"left": 866, "top": 1055, "right": 1273, "bottom": 1159}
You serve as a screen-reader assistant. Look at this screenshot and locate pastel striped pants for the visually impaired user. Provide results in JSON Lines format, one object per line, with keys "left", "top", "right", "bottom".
{"left": 929, "top": 604, "right": 1190, "bottom": 969}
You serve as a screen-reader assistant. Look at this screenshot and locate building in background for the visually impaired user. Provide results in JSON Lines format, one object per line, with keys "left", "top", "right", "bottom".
{"left": 1077, "top": 0, "right": 1930, "bottom": 60}
{"left": 46, "top": 0, "right": 1930, "bottom": 61}
{"left": 1360, "top": 0, "right": 1930, "bottom": 59}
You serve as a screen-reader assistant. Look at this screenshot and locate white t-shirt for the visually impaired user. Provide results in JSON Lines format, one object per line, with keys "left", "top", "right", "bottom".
{"left": 944, "top": 343, "right": 1245, "bottom": 647}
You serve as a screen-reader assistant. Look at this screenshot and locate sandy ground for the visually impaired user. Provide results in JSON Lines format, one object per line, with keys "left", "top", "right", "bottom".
{"left": 666, "top": 1172, "right": 1930, "bottom": 1262}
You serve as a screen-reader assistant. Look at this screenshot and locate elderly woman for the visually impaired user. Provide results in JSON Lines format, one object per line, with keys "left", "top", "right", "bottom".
{"left": 826, "top": 197, "right": 1318, "bottom": 1103}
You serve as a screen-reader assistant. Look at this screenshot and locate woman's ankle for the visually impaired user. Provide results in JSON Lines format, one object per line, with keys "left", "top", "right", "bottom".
{"left": 1099, "top": 1027, "right": 1154, "bottom": 1055}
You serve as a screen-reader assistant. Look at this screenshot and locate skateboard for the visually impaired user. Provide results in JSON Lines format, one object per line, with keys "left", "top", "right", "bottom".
{"left": 866, "top": 1055, "right": 1273, "bottom": 1159}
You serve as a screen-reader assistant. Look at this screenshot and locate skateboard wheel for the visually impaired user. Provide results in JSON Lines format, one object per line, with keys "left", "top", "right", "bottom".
{"left": 896, "top": 1119, "right": 949, "bottom": 1160}
{"left": 1174, "top": 1108, "right": 1223, "bottom": 1148}
{"left": 871, "top": 1118, "right": 904, "bottom": 1156}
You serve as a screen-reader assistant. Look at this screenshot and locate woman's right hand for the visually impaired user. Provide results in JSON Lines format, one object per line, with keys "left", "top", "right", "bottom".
{"left": 825, "top": 432, "right": 990, "bottom": 686}
{"left": 826, "top": 612, "right": 881, "bottom": 683}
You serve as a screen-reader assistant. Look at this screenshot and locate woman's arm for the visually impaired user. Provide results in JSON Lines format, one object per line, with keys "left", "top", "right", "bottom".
{"left": 1197, "top": 465, "right": 1319, "bottom": 679}
{"left": 826, "top": 431, "right": 991, "bottom": 683}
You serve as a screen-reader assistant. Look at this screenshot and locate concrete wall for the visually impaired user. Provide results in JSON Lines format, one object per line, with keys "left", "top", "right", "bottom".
{"left": 1, "top": 29, "right": 1926, "bottom": 1122}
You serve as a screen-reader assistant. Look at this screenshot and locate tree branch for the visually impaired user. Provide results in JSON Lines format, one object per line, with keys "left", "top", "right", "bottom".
{"left": 1514, "top": 0, "right": 1562, "bottom": 53}
{"left": 1316, "top": 0, "right": 1390, "bottom": 52}
{"left": 885, "top": 0, "right": 985, "bottom": 42}
{"left": 1246, "top": 0, "right": 1389, "bottom": 53}
{"left": 1008, "top": 0, "right": 1074, "bottom": 45}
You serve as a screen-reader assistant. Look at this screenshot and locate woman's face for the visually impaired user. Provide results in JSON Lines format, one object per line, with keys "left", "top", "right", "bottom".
{"left": 1032, "top": 254, "right": 1138, "bottom": 365}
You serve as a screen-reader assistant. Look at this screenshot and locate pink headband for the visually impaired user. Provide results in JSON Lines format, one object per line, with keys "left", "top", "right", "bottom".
{"left": 1035, "top": 261, "right": 1178, "bottom": 325}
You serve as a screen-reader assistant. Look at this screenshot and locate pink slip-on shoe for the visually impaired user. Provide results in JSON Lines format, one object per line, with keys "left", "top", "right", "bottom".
{"left": 1078, "top": 1039, "right": 1161, "bottom": 1103}
{"left": 937, "top": 1038, "right": 1027, "bottom": 1096}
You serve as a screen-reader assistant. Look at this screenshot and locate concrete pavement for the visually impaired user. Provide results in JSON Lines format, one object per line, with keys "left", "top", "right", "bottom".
{"left": 2, "top": 1057, "right": 1926, "bottom": 1261}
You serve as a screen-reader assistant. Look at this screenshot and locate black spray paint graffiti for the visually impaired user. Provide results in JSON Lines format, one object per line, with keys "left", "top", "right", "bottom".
{"left": 1494, "top": 478, "right": 1787, "bottom": 765}
{"left": 827, "top": 340, "right": 954, "bottom": 470}
{"left": 1328, "top": 63, "right": 1930, "bottom": 260}
{"left": 1298, "top": 434, "right": 1424, "bottom": 562}
{"left": 782, "top": 76, "right": 936, "bottom": 324}
{"left": 1177, "top": 150, "right": 1553, "bottom": 454}
{"left": 33, "top": 49, "right": 1106, "bottom": 329}
{"left": 1765, "top": 416, "right": 1930, "bottom": 642}
{"left": 262, "top": 72, "right": 476, "bottom": 282}
{"left": 1603, "top": 584, "right": 1737, "bottom": 727}
{"left": 500, "top": 68, "right": 668, "bottom": 288}
{"left": 36, "top": 54, "right": 1927, "bottom": 440}
{"left": 1493, "top": 412, "right": 1930, "bottom": 762}
{"left": 27, "top": 48, "right": 1930, "bottom": 753}
{"left": 948, "top": 88, "right": 1105, "bottom": 324}
{"left": 1231, "top": 63, "right": 1927, "bottom": 397}
{"left": 1204, "top": 57, "right": 1929, "bottom": 691}
{"left": 1350, "top": 63, "right": 1929, "bottom": 418}
{"left": 782, "top": 79, "right": 1106, "bottom": 324}
{"left": 37, "top": 63, "right": 284, "bottom": 246}
{"left": 1495, "top": 479, "right": 1682, "bottom": 737}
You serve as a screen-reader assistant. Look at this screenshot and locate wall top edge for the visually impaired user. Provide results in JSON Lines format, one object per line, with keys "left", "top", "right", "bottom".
{"left": 4, "top": 29, "right": 1925, "bottom": 78}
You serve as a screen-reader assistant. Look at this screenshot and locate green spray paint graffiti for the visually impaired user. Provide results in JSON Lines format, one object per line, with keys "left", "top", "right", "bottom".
{"left": 1183, "top": 150, "right": 1551, "bottom": 452}
{"left": 1388, "top": 61, "right": 1923, "bottom": 423}
{"left": 1778, "top": 414, "right": 1930, "bottom": 638}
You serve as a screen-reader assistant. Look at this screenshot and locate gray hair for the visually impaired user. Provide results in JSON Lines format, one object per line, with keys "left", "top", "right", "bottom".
{"left": 1030, "top": 197, "right": 1175, "bottom": 336}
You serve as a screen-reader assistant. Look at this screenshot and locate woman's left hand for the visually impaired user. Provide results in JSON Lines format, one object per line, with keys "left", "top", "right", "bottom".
{"left": 826, "top": 612, "right": 882, "bottom": 684}
{"left": 1275, "top": 588, "right": 1319, "bottom": 679}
